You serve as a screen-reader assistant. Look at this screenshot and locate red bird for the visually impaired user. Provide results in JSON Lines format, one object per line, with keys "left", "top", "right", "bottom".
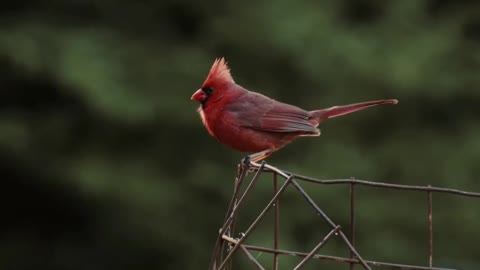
{"left": 191, "top": 58, "right": 398, "bottom": 162}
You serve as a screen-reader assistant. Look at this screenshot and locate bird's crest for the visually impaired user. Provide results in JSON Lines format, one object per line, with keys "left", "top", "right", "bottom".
{"left": 203, "top": 57, "right": 234, "bottom": 87}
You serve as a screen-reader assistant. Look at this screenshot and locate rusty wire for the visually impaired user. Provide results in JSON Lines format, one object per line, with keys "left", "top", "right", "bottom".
{"left": 209, "top": 160, "right": 480, "bottom": 270}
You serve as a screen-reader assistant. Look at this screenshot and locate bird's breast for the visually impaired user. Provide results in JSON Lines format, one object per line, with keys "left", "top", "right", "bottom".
{"left": 197, "top": 107, "right": 216, "bottom": 138}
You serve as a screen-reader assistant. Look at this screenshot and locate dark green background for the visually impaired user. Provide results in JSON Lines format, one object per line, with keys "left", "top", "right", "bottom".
{"left": 1, "top": 0, "right": 479, "bottom": 269}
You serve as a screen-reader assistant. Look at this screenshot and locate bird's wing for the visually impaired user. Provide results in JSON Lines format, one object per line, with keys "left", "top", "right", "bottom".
{"left": 226, "top": 91, "right": 318, "bottom": 133}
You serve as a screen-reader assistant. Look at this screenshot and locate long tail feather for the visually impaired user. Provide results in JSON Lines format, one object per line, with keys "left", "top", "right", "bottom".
{"left": 311, "top": 99, "right": 398, "bottom": 122}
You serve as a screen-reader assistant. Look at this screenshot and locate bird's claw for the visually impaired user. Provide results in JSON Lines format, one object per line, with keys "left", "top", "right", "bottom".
{"left": 241, "top": 156, "right": 251, "bottom": 166}
{"left": 238, "top": 156, "right": 251, "bottom": 174}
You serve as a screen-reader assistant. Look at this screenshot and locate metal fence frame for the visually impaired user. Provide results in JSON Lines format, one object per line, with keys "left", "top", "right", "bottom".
{"left": 208, "top": 161, "right": 480, "bottom": 270}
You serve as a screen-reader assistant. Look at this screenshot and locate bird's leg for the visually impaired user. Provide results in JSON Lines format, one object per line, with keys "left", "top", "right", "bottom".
{"left": 247, "top": 149, "right": 272, "bottom": 163}
{"left": 238, "top": 150, "right": 271, "bottom": 174}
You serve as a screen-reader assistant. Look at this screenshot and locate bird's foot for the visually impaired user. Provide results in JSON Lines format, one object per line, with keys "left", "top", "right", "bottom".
{"left": 238, "top": 150, "right": 271, "bottom": 174}
{"left": 237, "top": 156, "right": 251, "bottom": 174}
{"left": 241, "top": 155, "right": 251, "bottom": 166}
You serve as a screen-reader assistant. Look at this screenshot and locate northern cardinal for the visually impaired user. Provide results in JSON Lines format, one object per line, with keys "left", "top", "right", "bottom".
{"left": 191, "top": 58, "right": 397, "bottom": 162}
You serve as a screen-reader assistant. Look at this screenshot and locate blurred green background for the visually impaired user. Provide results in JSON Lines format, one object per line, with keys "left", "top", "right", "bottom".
{"left": 1, "top": 0, "right": 479, "bottom": 269}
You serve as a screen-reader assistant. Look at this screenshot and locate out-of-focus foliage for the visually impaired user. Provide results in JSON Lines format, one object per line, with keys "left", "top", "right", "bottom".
{"left": 0, "top": 0, "right": 479, "bottom": 269}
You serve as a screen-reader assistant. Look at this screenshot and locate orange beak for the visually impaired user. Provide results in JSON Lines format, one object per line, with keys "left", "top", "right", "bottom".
{"left": 191, "top": 89, "right": 206, "bottom": 102}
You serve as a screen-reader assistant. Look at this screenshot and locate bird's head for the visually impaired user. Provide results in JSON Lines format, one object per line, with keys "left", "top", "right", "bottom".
{"left": 191, "top": 57, "right": 235, "bottom": 107}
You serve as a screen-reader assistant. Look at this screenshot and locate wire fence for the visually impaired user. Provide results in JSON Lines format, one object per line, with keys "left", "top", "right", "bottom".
{"left": 208, "top": 160, "right": 480, "bottom": 270}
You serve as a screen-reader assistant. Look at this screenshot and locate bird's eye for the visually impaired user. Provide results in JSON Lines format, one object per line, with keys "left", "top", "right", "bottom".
{"left": 202, "top": 87, "right": 214, "bottom": 95}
